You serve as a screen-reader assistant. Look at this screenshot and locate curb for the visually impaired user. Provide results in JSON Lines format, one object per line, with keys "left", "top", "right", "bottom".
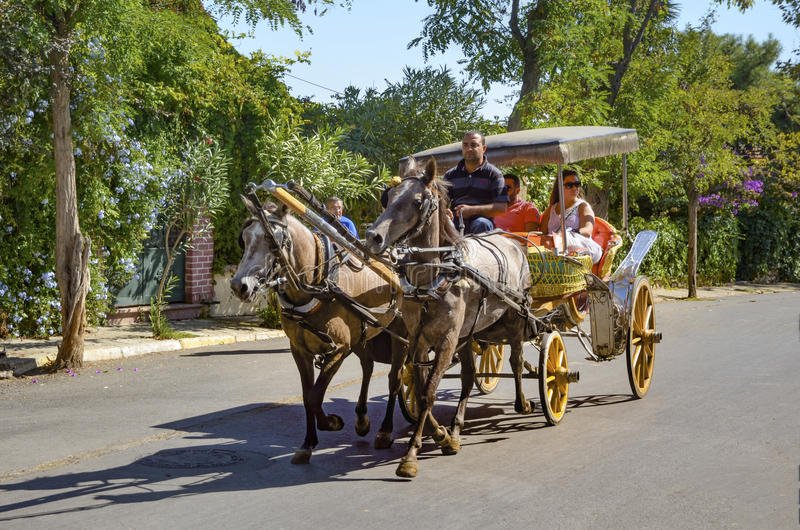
{"left": 1, "top": 329, "right": 286, "bottom": 377}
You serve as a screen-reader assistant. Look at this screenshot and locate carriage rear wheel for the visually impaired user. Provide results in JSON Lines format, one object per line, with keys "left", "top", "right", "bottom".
{"left": 538, "top": 331, "right": 570, "bottom": 426}
{"left": 626, "top": 276, "right": 657, "bottom": 398}
{"left": 472, "top": 341, "right": 504, "bottom": 394}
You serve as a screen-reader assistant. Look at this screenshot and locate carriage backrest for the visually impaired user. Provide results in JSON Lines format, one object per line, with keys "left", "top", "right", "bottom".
{"left": 592, "top": 217, "right": 622, "bottom": 279}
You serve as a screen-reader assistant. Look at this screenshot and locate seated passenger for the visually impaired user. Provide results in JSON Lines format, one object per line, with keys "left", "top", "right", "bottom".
{"left": 539, "top": 169, "right": 603, "bottom": 264}
{"left": 443, "top": 131, "right": 508, "bottom": 234}
{"left": 493, "top": 173, "right": 541, "bottom": 232}
{"left": 326, "top": 196, "right": 358, "bottom": 238}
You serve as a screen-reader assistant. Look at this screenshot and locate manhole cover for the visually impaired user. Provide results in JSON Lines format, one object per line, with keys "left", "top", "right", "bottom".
{"left": 138, "top": 448, "right": 246, "bottom": 469}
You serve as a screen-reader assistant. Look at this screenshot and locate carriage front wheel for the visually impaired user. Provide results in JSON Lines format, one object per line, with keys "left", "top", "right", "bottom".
{"left": 472, "top": 341, "right": 504, "bottom": 394}
{"left": 538, "top": 331, "right": 570, "bottom": 426}
{"left": 626, "top": 276, "right": 657, "bottom": 398}
{"left": 398, "top": 361, "right": 420, "bottom": 424}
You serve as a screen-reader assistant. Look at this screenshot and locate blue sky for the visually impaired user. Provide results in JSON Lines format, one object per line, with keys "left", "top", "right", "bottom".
{"left": 218, "top": 1, "right": 798, "bottom": 120}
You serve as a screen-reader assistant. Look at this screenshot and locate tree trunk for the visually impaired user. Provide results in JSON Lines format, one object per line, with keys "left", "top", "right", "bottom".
{"left": 687, "top": 184, "right": 698, "bottom": 299}
{"left": 50, "top": 22, "right": 91, "bottom": 369}
{"left": 607, "top": 1, "right": 661, "bottom": 109}
{"left": 507, "top": 0, "right": 544, "bottom": 132}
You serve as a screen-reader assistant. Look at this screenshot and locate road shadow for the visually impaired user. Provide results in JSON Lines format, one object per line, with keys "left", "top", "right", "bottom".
{"left": 0, "top": 386, "right": 637, "bottom": 521}
{"left": 0, "top": 396, "right": 433, "bottom": 521}
{"left": 568, "top": 393, "right": 637, "bottom": 409}
{"left": 182, "top": 346, "right": 289, "bottom": 357}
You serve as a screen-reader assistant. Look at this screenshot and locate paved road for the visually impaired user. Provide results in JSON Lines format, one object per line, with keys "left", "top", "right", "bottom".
{"left": 0, "top": 292, "right": 798, "bottom": 529}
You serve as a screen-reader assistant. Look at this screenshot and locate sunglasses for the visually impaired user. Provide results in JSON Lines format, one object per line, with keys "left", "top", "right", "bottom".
{"left": 564, "top": 181, "right": 582, "bottom": 189}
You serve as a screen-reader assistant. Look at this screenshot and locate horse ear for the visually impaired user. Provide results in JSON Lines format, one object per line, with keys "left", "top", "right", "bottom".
{"left": 273, "top": 201, "right": 289, "bottom": 219}
{"left": 241, "top": 194, "right": 260, "bottom": 217}
{"left": 422, "top": 157, "right": 437, "bottom": 185}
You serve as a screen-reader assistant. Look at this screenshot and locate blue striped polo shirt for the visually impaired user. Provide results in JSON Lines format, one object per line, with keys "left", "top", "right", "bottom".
{"left": 443, "top": 158, "right": 508, "bottom": 208}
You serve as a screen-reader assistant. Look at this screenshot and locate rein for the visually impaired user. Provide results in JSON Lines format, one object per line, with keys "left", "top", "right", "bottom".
{"left": 243, "top": 187, "right": 407, "bottom": 366}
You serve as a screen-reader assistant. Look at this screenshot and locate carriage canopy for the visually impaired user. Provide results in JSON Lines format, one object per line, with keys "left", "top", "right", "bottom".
{"left": 402, "top": 126, "right": 639, "bottom": 173}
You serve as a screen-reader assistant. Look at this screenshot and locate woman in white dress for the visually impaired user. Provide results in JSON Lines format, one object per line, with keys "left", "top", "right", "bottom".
{"left": 539, "top": 169, "right": 603, "bottom": 264}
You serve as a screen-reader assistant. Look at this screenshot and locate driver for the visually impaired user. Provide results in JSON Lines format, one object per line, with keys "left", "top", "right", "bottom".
{"left": 443, "top": 131, "right": 508, "bottom": 234}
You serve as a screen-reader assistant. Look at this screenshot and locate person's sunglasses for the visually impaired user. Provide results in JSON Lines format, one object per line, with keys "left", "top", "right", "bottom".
{"left": 564, "top": 181, "right": 582, "bottom": 189}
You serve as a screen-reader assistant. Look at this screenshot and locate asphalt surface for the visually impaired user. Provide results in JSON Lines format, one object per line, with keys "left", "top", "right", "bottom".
{"left": 0, "top": 289, "right": 798, "bottom": 529}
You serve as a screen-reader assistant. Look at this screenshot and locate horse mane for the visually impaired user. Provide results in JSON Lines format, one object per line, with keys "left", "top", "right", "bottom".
{"left": 430, "top": 178, "right": 463, "bottom": 247}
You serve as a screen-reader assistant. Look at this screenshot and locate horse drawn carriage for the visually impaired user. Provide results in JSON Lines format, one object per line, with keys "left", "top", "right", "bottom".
{"left": 232, "top": 126, "right": 661, "bottom": 478}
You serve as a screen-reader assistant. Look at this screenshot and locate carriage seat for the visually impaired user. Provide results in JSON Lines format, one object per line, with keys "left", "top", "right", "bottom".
{"left": 591, "top": 217, "right": 622, "bottom": 279}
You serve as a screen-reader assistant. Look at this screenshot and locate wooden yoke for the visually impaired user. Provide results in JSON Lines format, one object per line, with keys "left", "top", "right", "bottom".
{"left": 263, "top": 182, "right": 402, "bottom": 291}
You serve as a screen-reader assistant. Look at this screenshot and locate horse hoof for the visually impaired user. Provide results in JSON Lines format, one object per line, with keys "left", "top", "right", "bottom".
{"left": 515, "top": 399, "right": 533, "bottom": 415}
{"left": 374, "top": 431, "right": 393, "bottom": 449}
{"left": 291, "top": 449, "right": 312, "bottom": 465}
{"left": 355, "top": 416, "right": 370, "bottom": 437}
{"left": 320, "top": 414, "right": 344, "bottom": 431}
{"left": 432, "top": 426, "right": 451, "bottom": 447}
{"left": 396, "top": 458, "right": 418, "bottom": 478}
{"left": 441, "top": 433, "right": 461, "bottom": 456}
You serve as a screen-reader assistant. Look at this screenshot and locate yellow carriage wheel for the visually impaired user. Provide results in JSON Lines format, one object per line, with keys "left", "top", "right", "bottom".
{"left": 538, "top": 331, "right": 570, "bottom": 425}
{"left": 398, "top": 361, "right": 423, "bottom": 424}
{"left": 472, "top": 341, "right": 504, "bottom": 394}
{"left": 627, "top": 277, "right": 657, "bottom": 398}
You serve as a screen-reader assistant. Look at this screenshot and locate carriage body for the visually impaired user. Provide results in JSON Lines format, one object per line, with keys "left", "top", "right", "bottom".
{"left": 404, "top": 126, "right": 661, "bottom": 422}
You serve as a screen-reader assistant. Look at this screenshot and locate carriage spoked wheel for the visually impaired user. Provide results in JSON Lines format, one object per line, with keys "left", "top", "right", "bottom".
{"left": 626, "top": 276, "right": 659, "bottom": 398}
{"left": 398, "top": 361, "right": 429, "bottom": 424}
{"left": 472, "top": 341, "right": 504, "bottom": 394}
{"left": 538, "top": 331, "right": 571, "bottom": 426}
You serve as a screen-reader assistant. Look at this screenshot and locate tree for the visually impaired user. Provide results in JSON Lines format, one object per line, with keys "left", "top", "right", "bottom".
{"left": 151, "top": 139, "right": 229, "bottom": 338}
{"left": 327, "top": 66, "right": 492, "bottom": 170}
{"left": 34, "top": 0, "right": 100, "bottom": 369}
{"left": 0, "top": 0, "right": 327, "bottom": 361}
{"left": 651, "top": 28, "right": 771, "bottom": 297}
{"left": 411, "top": 0, "right": 678, "bottom": 130}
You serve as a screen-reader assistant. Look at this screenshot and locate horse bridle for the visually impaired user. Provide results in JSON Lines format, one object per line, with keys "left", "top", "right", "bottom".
{"left": 389, "top": 177, "right": 439, "bottom": 247}
{"left": 239, "top": 215, "right": 292, "bottom": 290}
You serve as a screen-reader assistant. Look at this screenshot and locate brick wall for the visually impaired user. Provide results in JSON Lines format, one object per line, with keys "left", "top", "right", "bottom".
{"left": 184, "top": 219, "right": 214, "bottom": 304}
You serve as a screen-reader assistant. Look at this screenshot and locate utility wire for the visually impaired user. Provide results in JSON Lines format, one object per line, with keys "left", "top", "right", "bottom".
{"left": 283, "top": 73, "right": 341, "bottom": 95}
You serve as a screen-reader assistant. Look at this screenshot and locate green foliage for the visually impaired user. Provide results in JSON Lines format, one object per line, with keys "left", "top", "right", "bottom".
{"left": 327, "top": 66, "right": 491, "bottom": 170}
{"left": 156, "top": 138, "right": 230, "bottom": 301}
{"left": 628, "top": 213, "right": 738, "bottom": 287}
{"left": 0, "top": 0, "right": 302, "bottom": 337}
{"left": 149, "top": 273, "right": 193, "bottom": 339}
{"left": 0, "top": 1, "right": 170, "bottom": 338}
{"left": 257, "top": 291, "right": 282, "bottom": 329}
{"left": 628, "top": 217, "right": 687, "bottom": 286}
{"left": 697, "top": 213, "right": 739, "bottom": 285}
{"left": 736, "top": 136, "right": 800, "bottom": 282}
{"left": 256, "top": 123, "right": 383, "bottom": 226}
{"left": 208, "top": 0, "right": 339, "bottom": 33}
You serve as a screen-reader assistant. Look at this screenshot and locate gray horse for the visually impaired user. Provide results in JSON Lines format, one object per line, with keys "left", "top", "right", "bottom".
{"left": 365, "top": 157, "right": 534, "bottom": 478}
{"left": 231, "top": 197, "right": 406, "bottom": 464}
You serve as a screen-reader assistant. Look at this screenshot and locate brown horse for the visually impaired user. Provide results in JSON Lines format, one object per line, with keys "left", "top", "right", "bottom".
{"left": 231, "top": 197, "right": 406, "bottom": 464}
{"left": 365, "top": 157, "right": 534, "bottom": 478}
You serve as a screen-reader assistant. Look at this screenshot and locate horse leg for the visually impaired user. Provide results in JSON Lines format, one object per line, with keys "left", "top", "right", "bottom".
{"left": 310, "top": 347, "right": 348, "bottom": 432}
{"left": 354, "top": 353, "right": 373, "bottom": 437}
{"left": 376, "top": 338, "right": 405, "bottom": 449}
{"left": 444, "top": 341, "right": 476, "bottom": 456}
{"left": 510, "top": 337, "right": 533, "bottom": 414}
{"left": 290, "top": 349, "right": 318, "bottom": 465}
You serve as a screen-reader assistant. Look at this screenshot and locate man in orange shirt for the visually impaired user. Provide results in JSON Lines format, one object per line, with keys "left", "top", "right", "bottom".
{"left": 493, "top": 173, "right": 540, "bottom": 232}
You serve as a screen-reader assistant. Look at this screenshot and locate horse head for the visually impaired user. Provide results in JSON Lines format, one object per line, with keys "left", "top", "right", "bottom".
{"left": 366, "top": 156, "right": 446, "bottom": 254}
{"left": 230, "top": 196, "right": 291, "bottom": 302}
